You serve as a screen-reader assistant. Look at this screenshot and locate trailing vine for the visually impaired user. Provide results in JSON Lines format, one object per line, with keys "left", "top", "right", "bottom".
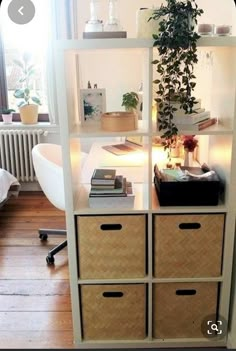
{"left": 151, "top": 0, "right": 203, "bottom": 146}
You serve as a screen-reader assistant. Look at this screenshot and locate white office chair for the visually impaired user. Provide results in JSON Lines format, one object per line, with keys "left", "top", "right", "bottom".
{"left": 32, "top": 143, "right": 87, "bottom": 264}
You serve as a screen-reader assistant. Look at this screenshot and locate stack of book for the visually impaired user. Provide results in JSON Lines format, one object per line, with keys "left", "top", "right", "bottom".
{"left": 171, "top": 99, "right": 217, "bottom": 131}
{"left": 88, "top": 169, "right": 135, "bottom": 208}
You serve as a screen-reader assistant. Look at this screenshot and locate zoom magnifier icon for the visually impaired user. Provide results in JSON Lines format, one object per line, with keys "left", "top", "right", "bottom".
{"left": 207, "top": 320, "right": 223, "bottom": 335}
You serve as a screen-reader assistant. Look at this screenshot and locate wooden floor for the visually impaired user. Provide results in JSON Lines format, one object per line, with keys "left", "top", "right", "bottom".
{"left": 0, "top": 191, "right": 75, "bottom": 349}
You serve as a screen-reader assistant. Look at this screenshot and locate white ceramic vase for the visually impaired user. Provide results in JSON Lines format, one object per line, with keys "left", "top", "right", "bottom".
{"left": 184, "top": 149, "right": 194, "bottom": 167}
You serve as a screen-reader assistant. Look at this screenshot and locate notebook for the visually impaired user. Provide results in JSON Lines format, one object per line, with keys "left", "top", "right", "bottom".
{"left": 102, "top": 136, "right": 143, "bottom": 156}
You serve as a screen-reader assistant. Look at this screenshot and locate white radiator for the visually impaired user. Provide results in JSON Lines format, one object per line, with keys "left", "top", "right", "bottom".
{"left": 0, "top": 129, "right": 45, "bottom": 182}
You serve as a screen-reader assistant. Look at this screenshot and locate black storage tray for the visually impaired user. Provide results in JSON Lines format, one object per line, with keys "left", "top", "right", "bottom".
{"left": 154, "top": 166, "right": 221, "bottom": 206}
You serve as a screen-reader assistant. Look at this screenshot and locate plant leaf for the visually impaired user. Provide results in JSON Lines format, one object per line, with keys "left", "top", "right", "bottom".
{"left": 31, "top": 96, "right": 41, "bottom": 105}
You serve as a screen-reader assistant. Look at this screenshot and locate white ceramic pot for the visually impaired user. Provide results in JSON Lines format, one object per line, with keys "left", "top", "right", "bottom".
{"left": 2, "top": 113, "right": 13, "bottom": 124}
{"left": 136, "top": 8, "right": 163, "bottom": 39}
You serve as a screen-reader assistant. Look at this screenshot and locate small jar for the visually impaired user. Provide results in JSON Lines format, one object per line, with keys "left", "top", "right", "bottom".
{"left": 215, "top": 25, "right": 232, "bottom": 36}
{"left": 197, "top": 23, "right": 214, "bottom": 36}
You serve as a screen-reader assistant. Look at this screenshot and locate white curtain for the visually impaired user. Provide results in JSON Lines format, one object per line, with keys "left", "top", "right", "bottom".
{"left": 47, "top": 0, "right": 79, "bottom": 124}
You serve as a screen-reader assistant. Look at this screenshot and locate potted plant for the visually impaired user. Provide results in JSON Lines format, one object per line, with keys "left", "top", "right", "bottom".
{"left": 13, "top": 52, "right": 41, "bottom": 124}
{"left": 122, "top": 91, "right": 139, "bottom": 112}
{"left": 0, "top": 108, "right": 15, "bottom": 124}
{"left": 151, "top": 0, "right": 203, "bottom": 150}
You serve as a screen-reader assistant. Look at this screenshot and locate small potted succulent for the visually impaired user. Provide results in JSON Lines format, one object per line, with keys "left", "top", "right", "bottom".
{"left": 0, "top": 107, "right": 15, "bottom": 124}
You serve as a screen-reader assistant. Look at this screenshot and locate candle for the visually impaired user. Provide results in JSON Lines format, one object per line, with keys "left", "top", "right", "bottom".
{"left": 215, "top": 25, "right": 232, "bottom": 36}
{"left": 197, "top": 23, "right": 214, "bottom": 35}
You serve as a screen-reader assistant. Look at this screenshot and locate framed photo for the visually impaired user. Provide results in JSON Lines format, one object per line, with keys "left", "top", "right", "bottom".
{"left": 80, "top": 89, "right": 106, "bottom": 124}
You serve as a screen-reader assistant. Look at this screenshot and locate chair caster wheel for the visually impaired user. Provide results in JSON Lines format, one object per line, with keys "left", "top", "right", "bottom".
{"left": 39, "top": 233, "right": 48, "bottom": 241}
{"left": 46, "top": 255, "right": 55, "bottom": 265}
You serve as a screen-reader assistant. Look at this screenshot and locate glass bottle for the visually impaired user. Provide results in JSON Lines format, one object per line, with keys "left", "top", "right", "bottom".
{"left": 90, "top": 0, "right": 100, "bottom": 22}
{"left": 85, "top": 0, "right": 103, "bottom": 32}
{"left": 105, "top": 0, "right": 121, "bottom": 31}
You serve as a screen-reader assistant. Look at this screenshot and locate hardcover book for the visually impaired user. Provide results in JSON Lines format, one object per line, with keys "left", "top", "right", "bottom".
{"left": 90, "top": 176, "right": 125, "bottom": 195}
{"left": 176, "top": 117, "right": 217, "bottom": 131}
{"left": 173, "top": 110, "right": 211, "bottom": 125}
{"left": 88, "top": 181, "right": 135, "bottom": 208}
{"left": 91, "top": 169, "right": 116, "bottom": 185}
{"left": 173, "top": 107, "right": 205, "bottom": 118}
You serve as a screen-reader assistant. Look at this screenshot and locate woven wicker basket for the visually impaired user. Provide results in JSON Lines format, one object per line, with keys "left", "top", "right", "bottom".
{"left": 153, "top": 282, "right": 218, "bottom": 339}
{"left": 77, "top": 215, "right": 146, "bottom": 279}
{"left": 81, "top": 284, "right": 146, "bottom": 340}
{"left": 154, "top": 214, "right": 224, "bottom": 278}
{"left": 101, "top": 111, "right": 138, "bottom": 132}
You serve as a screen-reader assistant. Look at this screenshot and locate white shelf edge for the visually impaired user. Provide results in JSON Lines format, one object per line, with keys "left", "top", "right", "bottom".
{"left": 55, "top": 38, "right": 154, "bottom": 50}
{"left": 54, "top": 36, "right": 236, "bottom": 51}
{"left": 76, "top": 339, "right": 226, "bottom": 348}
{"left": 153, "top": 276, "right": 223, "bottom": 283}
{"left": 151, "top": 206, "right": 228, "bottom": 214}
{"left": 70, "top": 121, "right": 148, "bottom": 138}
{"left": 74, "top": 209, "right": 150, "bottom": 215}
{"left": 197, "top": 36, "right": 236, "bottom": 47}
{"left": 77, "top": 277, "right": 150, "bottom": 284}
{"left": 0, "top": 122, "right": 59, "bottom": 131}
{"left": 77, "top": 276, "right": 223, "bottom": 284}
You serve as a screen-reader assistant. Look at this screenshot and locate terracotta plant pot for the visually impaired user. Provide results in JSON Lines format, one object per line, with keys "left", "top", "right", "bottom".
{"left": 19, "top": 104, "right": 38, "bottom": 124}
{"left": 2, "top": 113, "right": 13, "bottom": 124}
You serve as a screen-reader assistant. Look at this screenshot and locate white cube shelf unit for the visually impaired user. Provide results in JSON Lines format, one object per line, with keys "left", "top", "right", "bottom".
{"left": 54, "top": 36, "right": 236, "bottom": 348}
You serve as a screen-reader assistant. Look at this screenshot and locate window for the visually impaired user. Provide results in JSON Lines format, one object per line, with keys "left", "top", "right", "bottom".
{"left": 0, "top": 0, "right": 50, "bottom": 122}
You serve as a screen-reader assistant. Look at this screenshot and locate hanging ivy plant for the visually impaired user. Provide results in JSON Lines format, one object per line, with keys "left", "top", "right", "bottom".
{"left": 151, "top": 0, "right": 203, "bottom": 148}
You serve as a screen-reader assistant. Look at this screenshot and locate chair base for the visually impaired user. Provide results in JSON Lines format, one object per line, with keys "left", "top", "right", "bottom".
{"left": 39, "top": 229, "right": 67, "bottom": 265}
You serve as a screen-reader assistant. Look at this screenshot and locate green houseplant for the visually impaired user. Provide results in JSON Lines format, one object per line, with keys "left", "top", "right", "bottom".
{"left": 122, "top": 92, "right": 139, "bottom": 112}
{"left": 13, "top": 52, "right": 41, "bottom": 124}
{"left": 151, "top": 0, "right": 203, "bottom": 150}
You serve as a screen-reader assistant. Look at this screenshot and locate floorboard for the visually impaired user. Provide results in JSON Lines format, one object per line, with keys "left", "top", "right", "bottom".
{"left": 0, "top": 191, "right": 74, "bottom": 349}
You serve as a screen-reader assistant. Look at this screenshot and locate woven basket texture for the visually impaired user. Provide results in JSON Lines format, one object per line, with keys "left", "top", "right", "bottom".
{"left": 81, "top": 284, "right": 146, "bottom": 340}
{"left": 78, "top": 215, "right": 146, "bottom": 279}
{"left": 154, "top": 214, "right": 224, "bottom": 278}
{"left": 153, "top": 282, "right": 218, "bottom": 338}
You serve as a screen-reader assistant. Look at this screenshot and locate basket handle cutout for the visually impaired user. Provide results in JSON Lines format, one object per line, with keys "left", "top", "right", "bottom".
{"left": 179, "top": 223, "right": 201, "bottom": 230}
{"left": 100, "top": 224, "right": 122, "bottom": 231}
{"left": 103, "top": 292, "right": 124, "bottom": 298}
{"left": 176, "top": 289, "right": 196, "bottom": 296}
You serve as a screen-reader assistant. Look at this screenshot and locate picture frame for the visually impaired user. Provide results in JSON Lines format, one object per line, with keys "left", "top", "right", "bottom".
{"left": 80, "top": 89, "right": 106, "bottom": 124}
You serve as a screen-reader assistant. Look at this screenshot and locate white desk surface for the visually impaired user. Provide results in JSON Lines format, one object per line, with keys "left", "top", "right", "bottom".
{"left": 81, "top": 141, "right": 147, "bottom": 184}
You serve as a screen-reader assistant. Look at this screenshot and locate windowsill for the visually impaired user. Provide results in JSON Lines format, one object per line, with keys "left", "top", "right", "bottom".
{"left": 0, "top": 122, "right": 59, "bottom": 132}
